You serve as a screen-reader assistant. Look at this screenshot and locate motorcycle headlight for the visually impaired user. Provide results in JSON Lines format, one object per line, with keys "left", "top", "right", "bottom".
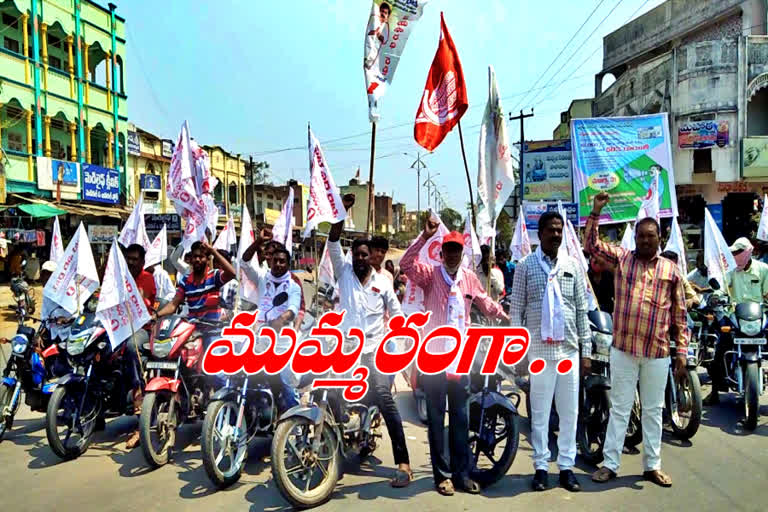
{"left": 11, "top": 335, "right": 28, "bottom": 354}
{"left": 593, "top": 332, "right": 613, "bottom": 355}
{"left": 739, "top": 319, "right": 762, "bottom": 337}
{"left": 152, "top": 339, "right": 173, "bottom": 359}
{"left": 67, "top": 335, "right": 89, "bottom": 356}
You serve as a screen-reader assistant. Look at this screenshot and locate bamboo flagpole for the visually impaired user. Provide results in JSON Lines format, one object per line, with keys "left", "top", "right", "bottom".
{"left": 458, "top": 120, "right": 477, "bottom": 231}
{"left": 366, "top": 123, "right": 377, "bottom": 235}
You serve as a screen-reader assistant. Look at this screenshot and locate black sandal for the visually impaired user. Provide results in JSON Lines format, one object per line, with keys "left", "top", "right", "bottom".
{"left": 391, "top": 469, "right": 413, "bottom": 488}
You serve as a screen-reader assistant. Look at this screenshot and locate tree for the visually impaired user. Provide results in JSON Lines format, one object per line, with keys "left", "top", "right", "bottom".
{"left": 245, "top": 160, "right": 271, "bottom": 185}
{"left": 496, "top": 210, "right": 513, "bottom": 249}
{"left": 439, "top": 207, "right": 463, "bottom": 232}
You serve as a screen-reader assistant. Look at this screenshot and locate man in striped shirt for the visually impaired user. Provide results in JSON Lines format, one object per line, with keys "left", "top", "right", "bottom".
{"left": 156, "top": 240, "right": 236, "bottom": 344}
{"left": 586, "top": 192, "right": 688, "bottom": 488}
{"left": 400, "top": 218, "right": 509, "bottom": 497}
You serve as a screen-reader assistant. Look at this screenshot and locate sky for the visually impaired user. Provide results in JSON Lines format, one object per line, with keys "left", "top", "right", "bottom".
{"left": 121, "top": 0, "right": 665, "bottom": 215}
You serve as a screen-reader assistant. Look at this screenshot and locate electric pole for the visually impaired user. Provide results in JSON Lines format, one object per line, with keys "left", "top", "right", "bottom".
{"left": 407, "top": 152, "right": 428, "bottom": 231}
{"left": 509, "top": 108, "right": 534, "bottom": 206}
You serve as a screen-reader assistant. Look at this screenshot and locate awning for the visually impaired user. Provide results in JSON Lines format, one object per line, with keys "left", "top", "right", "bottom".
{"left": 17, "top": 203, "right": 68, "bottom": 219}
{"left": 9, "top": 194, "right": 132, "bottom": 219}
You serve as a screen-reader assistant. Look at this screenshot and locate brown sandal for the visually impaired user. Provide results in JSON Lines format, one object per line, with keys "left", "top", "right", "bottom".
{"left": 591, "top": 467, "right": 617, "bottom": 483}
{"left": 643, "top": 470, "right": 672, "bottom": 487}
{"left": 391, "top": 469, "right": 414, "bottom": 488}
{"left": 437, "top": 479, "right": 455, "bottom": 496}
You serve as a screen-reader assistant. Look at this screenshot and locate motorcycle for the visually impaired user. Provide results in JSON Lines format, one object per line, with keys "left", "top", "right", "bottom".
{"left": 577, "top": 309, "right": 613, "bottom": 465}
{"left": 200, "top": 372, "right": 277, "bottom": 488}
{"left": 139, "top": 316, "right": 223, "bottom": 468}
{"left": 45, "top": 308, "right": 140, "bottom": 460}
{"left": 0, "top": 319, "right": 64, "bottom": 442}
{"left": 271, "top": 383, "right": 382, "bottom": 509}
{"left": 468, "top": 332, "right": 521, "bottom": 488}
{"left": 664, "top": 337, "right": 703, "bottom": 440}
{"left": 10, "top": 260, "right": 35, "bottom": 322}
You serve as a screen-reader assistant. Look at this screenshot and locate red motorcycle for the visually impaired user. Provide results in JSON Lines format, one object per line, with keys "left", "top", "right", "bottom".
{"left": 139, "top": 315, "right": 223, "bottom": 467}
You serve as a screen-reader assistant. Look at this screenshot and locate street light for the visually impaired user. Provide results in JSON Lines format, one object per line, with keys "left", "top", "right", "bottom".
{"left": 404, "top": 152, "right": 429, "bottom": 230}
{"left": 423, "top": 171, "right": 440, "bottom": 211}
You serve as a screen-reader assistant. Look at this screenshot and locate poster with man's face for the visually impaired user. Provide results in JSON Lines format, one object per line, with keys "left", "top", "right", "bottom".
{"left": 52, "top": 160, "right": 79, "bottom": 186}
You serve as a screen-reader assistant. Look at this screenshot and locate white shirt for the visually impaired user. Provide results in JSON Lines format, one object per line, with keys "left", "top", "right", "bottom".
{"left": 241, "top": 262, "right": 302, "bottom": 350}
{"left": 153, "top": 267, "right": 176, "bottom": 302}
{"left": 327, "top": 240, "right": 402, "bottom": 353}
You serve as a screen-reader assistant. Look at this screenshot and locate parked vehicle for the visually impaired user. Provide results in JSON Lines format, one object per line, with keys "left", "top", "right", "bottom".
{"left": 139, "top": 316, "right": 223, "bottom": 468}
{"left": 10, "top": 261, "right": 35, "bottom": 323}
{"left": 0, "top": 319, "right": 63, "bottom": 442}
{"left": 664, "top": 338, "right": 703, "bottom": 440}
{"left": 45, "top": 310, "right": 139, "bottom": 460}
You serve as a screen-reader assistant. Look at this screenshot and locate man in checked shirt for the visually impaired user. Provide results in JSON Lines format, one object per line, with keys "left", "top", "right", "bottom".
{"left": 509, "top": 211, "right": 591, "bottom": 493}
{"left": 587, "top": 192, "right": 688, "bottom": 488}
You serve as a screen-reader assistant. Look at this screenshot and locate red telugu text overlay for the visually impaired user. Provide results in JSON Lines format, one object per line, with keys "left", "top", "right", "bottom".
{"left": 201, "top": 311, "right": 531, "bottom": 401}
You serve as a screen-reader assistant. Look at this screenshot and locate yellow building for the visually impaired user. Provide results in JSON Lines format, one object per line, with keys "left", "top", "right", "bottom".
{"left": 204, "top": 145, "right": 247, "bottom": 227}
{"left": 126, "top": 124, "right": 172, "bottom": 213}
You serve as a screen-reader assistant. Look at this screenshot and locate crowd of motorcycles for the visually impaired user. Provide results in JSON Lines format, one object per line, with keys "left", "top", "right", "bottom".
{"left": 1, "top": 269, "right": 767, "bottom": 508}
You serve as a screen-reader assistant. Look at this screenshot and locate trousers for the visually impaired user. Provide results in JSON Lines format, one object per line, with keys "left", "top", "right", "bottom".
{"left": 423, "top": 373, "right": 470, "bottom": 483}
{"left": 530, "top": 352, "right": 579, "bottom": 471}
{"left": 603, "top": 347, "right": 667, "bottom": 472}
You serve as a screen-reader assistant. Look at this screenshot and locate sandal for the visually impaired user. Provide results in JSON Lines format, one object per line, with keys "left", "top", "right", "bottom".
{"left": 591, "top": 467, "right": 617, "bottom": 483}
{"left": 456, "top": 478, "right": 481, "bottom": 494}
{"left": 391, "top": 469, "right": 414, "bottom": 488}
{"left": 437, "top": 479, "right": 455, "bottom": 496}
{"left": 643, "top": 470, "right": 672, "bottom": 488}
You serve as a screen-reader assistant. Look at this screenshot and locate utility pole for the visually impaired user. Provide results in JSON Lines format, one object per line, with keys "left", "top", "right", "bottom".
{"left": 509, "top": 109, "right": 534, "bottom": 206}
{"left": 249, "top": 155, "right": 257, "bottom": 216}
{"left": 407, "top": 152, "right": 427, "bottom": 231}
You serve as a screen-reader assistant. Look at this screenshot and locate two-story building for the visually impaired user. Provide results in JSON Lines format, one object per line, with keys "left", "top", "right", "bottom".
{"left": 0, "top": 0, "right": 127, "bottom": 209}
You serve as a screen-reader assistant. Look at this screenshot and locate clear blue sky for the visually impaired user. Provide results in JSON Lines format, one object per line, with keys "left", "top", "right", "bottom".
{"left": 122, "top": 0, "right": 664, "bottom": 214}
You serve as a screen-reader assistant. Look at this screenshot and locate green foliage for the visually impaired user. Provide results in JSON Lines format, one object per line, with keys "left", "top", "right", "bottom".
{"left": 439, "top": 207, "right": 463, "bottom": 232}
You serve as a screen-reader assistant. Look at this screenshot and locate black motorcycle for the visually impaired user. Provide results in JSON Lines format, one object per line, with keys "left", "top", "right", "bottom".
{"left": 577, "top": 310, "right": 613, "bottom": 465}
{"left": 10, "top": 261, "right": 35, "bottom": 323}
{"left": 468, "top": 335, "right": 521, "bottom": 488}
{"left": 271, "top": 384, "right": 383, "bottom": 509}
{"left": 0, "top": 319, "right": 64, "bottom": 442}
{"left": 45, "top": 310, "right": 141, "bottom": 460}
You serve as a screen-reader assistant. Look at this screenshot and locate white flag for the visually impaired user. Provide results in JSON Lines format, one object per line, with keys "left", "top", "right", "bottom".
{"left": 477, "top": 66, "right": 516, "bottom": 230}
{"left": 509, "top": 207, "right": 531, "bottom": 261}
{"left": 757, "top": 194, "right": 768, "bottom": 242}
{"left": 237, "top": 205, "right": 260, "bottom": 304}
{"left": 664, "top": 217, "right": 688, "bottom": 276}
{"left": 704, "top": 208, "right": 736, "bottom": 288}
{"left": 364, "top": 0, "right": 430, "bottom": 123}
{"left": 402, "top": 209, "right": 448, "bottom": 316}
{"left": 50, "top": 216, "right": 64, "bottom": 263}
{"left": 145, "top": 224, "right": 168, "bottom": 269}
{"left": 304, "top": 128, "right": 346, "bottom": 237}
{"left": 462, "top": 216, "right": 482, "bottom": 269}
{"left": 119, "top": 195, "right": 150, "bottom": 250}
{"left": 43, "top": 223, "right": 100, "bottom": 316}
{"left": 317, "top": 243, "right": 335, "bottom": 286}
{"left": 273, "top": 187, "right": 294, "bottom": 255}
{"left": 96, "top": 241, "right": 151, "bottom": 349}
{"left": 556, "top": 201, "right": 597, "bottom": 311}
{"left": 620, "top": 222, "right": 635, "bottom": 251}
{"left": 213, "top": 216, "right": 237, "bottom": 251}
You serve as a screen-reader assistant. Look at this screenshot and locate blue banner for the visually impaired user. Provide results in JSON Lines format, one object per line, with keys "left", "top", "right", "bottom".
{"left": 83, "top": 164, "right": 120, "bottom": 204}
{"left": 140, "top": 174, "right": 162, "bottom": 191}
{"left": 707, "top": 204, "right": 723, "bottom": 232}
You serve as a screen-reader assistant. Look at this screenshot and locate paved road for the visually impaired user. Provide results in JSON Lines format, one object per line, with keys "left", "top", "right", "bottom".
{"left": 1, "top": 291, "right": 767, "bottom": 511}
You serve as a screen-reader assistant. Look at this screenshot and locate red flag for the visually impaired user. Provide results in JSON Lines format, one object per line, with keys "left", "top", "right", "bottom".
{"left": 414, "top": 13, "right": 468, "bottom": 152}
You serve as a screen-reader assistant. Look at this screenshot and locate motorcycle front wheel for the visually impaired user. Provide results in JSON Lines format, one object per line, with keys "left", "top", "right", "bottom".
{"left": 468, "top": 404, "right": 519, "bottom": 487}
{"left": 139, "top": 391, "right": 178, "bottom": 468}
{"left": 201, "top": 400, "right": 248, "bottom": 488}
{"left": 271, "top": 417, "right": 340, "bottom": 509}
{"left": 744, "top": 363, "right": 760, "bottom": 431}
{"left": 667, "top": 369, "right": 702, "bottom": 440}
{"left": 577, "top": 387, "right": 610, "bottom": 465}
{"left": 45, "top": 386, "right": 97, "bottom": 460}
{"left": 0, "top": 383, "right": 19, "bottom": 442}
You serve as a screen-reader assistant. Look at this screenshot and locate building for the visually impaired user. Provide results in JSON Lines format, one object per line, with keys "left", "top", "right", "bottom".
{"left": 204, "top": 145, "right": 247, "bottom": 226}
{"left": 552, "top": 99, "right": 592, "bottom": 139}
{"left": 126, "top": 123, "right": 173, "bottom": 213}
{"left": 374, "top": 193, "right": 393, "bottom": 234}
{"left": 592, "top": 0, "right": 768, "bottom": 241}
{"left": 339, "top": 177, "right": 371, "bottom": 233}
{"left": 404, "top": 210, "right": 420, "bottom": 233}
{"left": 0, "top": 0, "right": 127, "bottom": 206}
{"left": 392, "top": 201, "right": 406, "bottom": 232}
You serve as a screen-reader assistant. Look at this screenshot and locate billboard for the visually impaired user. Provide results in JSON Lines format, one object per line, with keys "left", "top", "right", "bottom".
{"left": 522, "top": 139, "right": 573, "bottom": 201}
{"left": 743, "top": 137, "right": 768, "bottom": 178}
{"left": 678, "top": 120, "right": 729, "bottom": 149}
{"left": 83, "top": 164, "right": 120, "bottom": 204}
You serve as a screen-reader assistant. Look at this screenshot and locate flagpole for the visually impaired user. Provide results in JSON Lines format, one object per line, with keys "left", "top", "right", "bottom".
{"left": 126, "top": 306, "right": 147, "bottom": 388}
{"left": 313, "top": 230, "right": 319, "bottom": 309}
{"left": 366, "top": 122, "right": 377, "bottom": 235}
{"left": 457, "top": 120, "right": 477, "bottom": 231}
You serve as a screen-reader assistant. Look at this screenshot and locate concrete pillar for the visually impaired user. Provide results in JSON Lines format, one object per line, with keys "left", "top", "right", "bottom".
{"left": 21, "top": 13, "right": 29, "bottom": 84}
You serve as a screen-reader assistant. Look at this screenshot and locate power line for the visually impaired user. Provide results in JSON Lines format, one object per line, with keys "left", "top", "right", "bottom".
{"left": 508, "top": 0, "right": 608, "bottom": 114}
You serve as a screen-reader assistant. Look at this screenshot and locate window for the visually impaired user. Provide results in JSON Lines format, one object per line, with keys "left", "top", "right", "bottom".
{"left": 4, "top": 37, "right": 19, "bottom": 54}
{"left": 267, "top": 202, "right": 274, "bottom": 210}
{"left": 47, "top": 34, "right": 62, "bottom": 50}
{"left": 49, "top": 55, "right": 62, "bottom": 70}
{"left": 147, "top": 163, "right": 155, "bottom": 174}
{"left": 693, "top": 148, "right": 712, "bottom": 173}
{"left": 2, "top": 13, "right": 17, "bottom": 26}
{"left": 228, "top": 182, "right": 237, "bottom": 204}
{"left": 51, "top": 140, "right": 64, "bottom": 160}
{"left": 7, "top": 132, "right": 23, "bottom": 152}
{"left": 257, "top": 200, "right": 263, "bottom": 214}
{"left": 560, "top": 112, "right": 567, "bottom": 124}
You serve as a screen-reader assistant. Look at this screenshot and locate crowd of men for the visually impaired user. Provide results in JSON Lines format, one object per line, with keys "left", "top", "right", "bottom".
{"left": 33, "top": 189, "right": 765, "bottom": 496}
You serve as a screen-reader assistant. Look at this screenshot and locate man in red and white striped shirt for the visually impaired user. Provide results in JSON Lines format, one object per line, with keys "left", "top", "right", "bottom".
{"left": 586, "top": 192, "right": 688, "bottom": 488}
{"left": 400, "top": 218, "right": 508, "bottom": 497}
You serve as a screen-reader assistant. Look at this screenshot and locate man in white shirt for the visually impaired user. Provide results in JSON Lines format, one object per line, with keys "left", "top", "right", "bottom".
{"left": 325, "top": 194, "right": 413, "bottom": 489}
{"left": 241, "top": 242, "right": 301, "bottom": 412}
{"left": 150, "top": 264, "right": 176, "bottom": 304}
